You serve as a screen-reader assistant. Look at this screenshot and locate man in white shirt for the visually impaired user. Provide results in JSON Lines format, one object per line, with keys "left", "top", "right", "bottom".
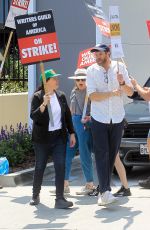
{"left": 87, "top": 44, "right": 133, "bottom": 206}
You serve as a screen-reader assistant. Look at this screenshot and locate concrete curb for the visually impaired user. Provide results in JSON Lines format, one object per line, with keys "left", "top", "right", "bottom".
{"left": 0, "top": 156, "right": 80, "bottom": 187}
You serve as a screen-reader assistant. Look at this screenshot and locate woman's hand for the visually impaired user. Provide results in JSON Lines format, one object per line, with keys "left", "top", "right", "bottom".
{"left": 143, "top": 87, "right": 150, "bottom": 92}
{"left": 43, "top": 93, "right": 50, "bottom": 106}
{"left": 81, "top": 116, "right": 91, "bottom": 124}
{"left": 131, "top": 78, "right": 138, "bottom": 88}
{"left": 40, "top": 93, "right": 50, "bottom": 112}
{"left": 69, "top": 133, "right": 76, "bottom": 147}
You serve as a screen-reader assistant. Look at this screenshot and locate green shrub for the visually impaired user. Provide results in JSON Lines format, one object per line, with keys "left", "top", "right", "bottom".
{"left": 0, "top": 79, "right": 28, "bottom": 94}
{"left": 0, "top": 123, "right": 33, "bottom": 167}
{"left": 0, "top": 140, "right": 25, "bottom": 166}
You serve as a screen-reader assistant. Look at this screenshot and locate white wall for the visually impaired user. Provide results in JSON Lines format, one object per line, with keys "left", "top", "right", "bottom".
{"left": 0, "top": 93, "right": 28, "bottom": 128}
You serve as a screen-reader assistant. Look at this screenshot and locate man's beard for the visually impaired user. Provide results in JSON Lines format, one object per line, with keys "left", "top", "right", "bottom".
{"left": 96, "top": 58, "right": 107, "bottom": 66}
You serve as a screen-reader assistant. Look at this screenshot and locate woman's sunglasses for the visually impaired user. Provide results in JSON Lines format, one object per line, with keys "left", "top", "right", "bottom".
{"left": 76, "top": 79, "right": 86, "bottom": 82}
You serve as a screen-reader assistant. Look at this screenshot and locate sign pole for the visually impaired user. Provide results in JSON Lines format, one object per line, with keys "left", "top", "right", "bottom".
{"left": 0, "top": 52, "right": 4, "bottom": 61}
{"left": 0, "top": 31, "right": 14, "bottom": 77}
{"left": 40, "top": 62, "right": 54, "bottom": 127}
{"left": 117, "top": 60, "right": 120, "bottom": 73}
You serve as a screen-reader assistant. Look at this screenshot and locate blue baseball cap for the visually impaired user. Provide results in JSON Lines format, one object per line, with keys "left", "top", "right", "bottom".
{"left": 90, "top": 44, "right": 110, "bottom": 53}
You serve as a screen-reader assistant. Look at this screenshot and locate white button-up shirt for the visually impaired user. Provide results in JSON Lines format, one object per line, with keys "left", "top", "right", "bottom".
{"left": 87, "top": 61, "right": 132, "bottom": 124}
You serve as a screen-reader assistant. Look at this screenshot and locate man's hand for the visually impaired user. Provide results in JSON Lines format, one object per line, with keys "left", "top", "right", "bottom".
{"left": 117, "top": 73, "right": 125, "bottom": 85}
{"left": 69, "top": 133, "right": 76, "bottom": 147}
{"left": 112, "top": 89, "right": 122, "bottom": 97}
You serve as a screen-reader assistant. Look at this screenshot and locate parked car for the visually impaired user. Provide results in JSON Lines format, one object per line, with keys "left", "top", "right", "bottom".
{"left": 119, "top": 77, "right": 150, "bottom": 173}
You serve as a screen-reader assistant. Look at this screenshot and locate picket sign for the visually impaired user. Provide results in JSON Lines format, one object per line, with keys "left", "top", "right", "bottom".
{"left": 109, "top": 6, "right": 124, "bottom": 73}
{"left": 0, "top": 0, "right": 31, "bottom": 76}
{"left": 84, "top": 0, "right": 110, "bottom": 37}
{"left": 77, "top": 47, "right": 96, "bottom": 69}
{"left": 0, "top": 31, "right": 14, "bottom": 77}
{"left": 146, "top": 20, "right": 150, "bottom": 38}
{"left": 15, "top": 10, "right": 61, "bottom": 125}
{"left": 15, "top": 10, "right": 60, "bottom": 65}
{"left": 5, "top": 0, "right": 31, "bottom": 29}
{"left": 40, "top": 62, "right": 54, "bottom": 126}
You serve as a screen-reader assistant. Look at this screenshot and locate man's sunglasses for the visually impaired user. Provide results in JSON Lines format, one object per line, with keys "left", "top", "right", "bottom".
{"left": 76, "top": 79, "right": 86, "bottom": 82}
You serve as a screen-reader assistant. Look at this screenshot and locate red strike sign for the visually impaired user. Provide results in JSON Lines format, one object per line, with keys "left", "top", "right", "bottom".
{"left": 18, "top": 33, "right": 60, "bottom": 65}
{"left": 15, "top": 10, "right": 60, "bottom": 65}
{"left": 12, "top": 0, "right": 30, "bottom": 10}
{"left": 77, "top": 48, "right": 96, "bottom": 68}
{"left": 146, "top": 20, "right": 150, "bottom": 38}
{"left": 93, "top": 17, "right": 110, "bottom": 37}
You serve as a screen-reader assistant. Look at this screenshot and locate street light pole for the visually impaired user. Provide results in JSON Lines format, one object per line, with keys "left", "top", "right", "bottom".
{"left": 96, "top": 0, "right": 102, "bottom": 44}
{"left": 27, "top": 1, "right": 36, "bottom": 130}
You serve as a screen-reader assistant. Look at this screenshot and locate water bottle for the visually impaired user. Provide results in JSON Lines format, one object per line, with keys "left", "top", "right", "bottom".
{"left": 0, "top": 157, "right": 9, "bottom": 175}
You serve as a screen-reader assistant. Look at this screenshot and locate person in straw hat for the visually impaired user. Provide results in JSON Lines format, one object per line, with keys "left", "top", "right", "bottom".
{"left": 64, "top": 68, "right": 95, "bottom": 195}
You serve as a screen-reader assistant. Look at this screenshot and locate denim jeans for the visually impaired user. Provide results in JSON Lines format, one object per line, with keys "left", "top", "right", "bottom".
{"left": 32, "top": 131, "right": 66, "bottom": 199}
{"left": 65, "top": 133, "right": 78, "bottom": 180}
{"left": 65, "top": 115, "right": 93, "bottom": 182}
{"left": 91, "top": 118, "right": 124, "bottom": 193}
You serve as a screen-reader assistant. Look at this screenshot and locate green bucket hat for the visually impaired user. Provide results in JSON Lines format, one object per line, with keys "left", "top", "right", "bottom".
{"left": 40, "top": 69, "right": 61, "bottom": 82}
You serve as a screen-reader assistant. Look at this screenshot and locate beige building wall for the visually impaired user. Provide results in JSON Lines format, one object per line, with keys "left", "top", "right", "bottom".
{"left": 0, "top": 92, "right": 28, "bottom": 129}
{"left": 103, "top": 0, "right": 150, "bottom": 86}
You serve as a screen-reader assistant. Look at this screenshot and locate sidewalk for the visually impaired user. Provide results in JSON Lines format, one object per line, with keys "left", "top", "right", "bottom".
{"left": 0, "top": 158, "right": 150, "bottom": 230}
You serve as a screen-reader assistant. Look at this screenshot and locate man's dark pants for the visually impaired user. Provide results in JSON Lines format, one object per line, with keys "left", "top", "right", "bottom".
{"left": 91, "top": 118, "right": 124, "bottom": 194}
{"left": 32, "top": 131, "right": 66, "bottom": 199}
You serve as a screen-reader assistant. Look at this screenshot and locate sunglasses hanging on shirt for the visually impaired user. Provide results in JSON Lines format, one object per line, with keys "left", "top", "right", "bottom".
{"left": 104, "top": 72, "right": 108, "bottom": 84}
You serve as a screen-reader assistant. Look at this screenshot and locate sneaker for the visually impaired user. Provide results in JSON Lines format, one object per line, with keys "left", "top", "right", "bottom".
{"left": 113, "top": 186, "right": 131, "bottom": 197}
{"left": 0, "top": 185, "right": 3, "bottom": 189}
{"left": 50, "top": 186, "right": 70, "bottom": 195}
{"left": 88, "top": 185, "right": 99, "bottom": 196}
{"left": 139, "top": 176, "right": 150, "bottom": 188}
{"left": 64, "top": 186, "right": 70, "bottom": 194}
{"left": 76, "top": 186, "right": 95, "bottom": 195}
{"left": 98, "top": 191, "right": 118, "bottom": 206}
{"left": 29, "top": 195, "right": 40, "bottom": 206}
{"left": 55, "top": 197, "right": 73, "bottom": 209}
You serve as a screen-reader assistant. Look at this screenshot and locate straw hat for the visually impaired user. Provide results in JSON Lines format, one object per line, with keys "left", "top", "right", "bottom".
{"left": 68, "top": 68, "right": 87, "bottom": 79}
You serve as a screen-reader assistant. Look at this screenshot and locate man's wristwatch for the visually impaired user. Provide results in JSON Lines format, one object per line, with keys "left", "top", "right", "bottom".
{"left": 120, "top": 81, "right": 125, "bottom": 86}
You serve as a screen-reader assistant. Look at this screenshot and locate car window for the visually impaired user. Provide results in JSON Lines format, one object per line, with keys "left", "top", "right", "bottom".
{"left": 125, "top": 102, "right": 149, "bottom": 117}
{"left": 144, "top": 77, "right": 150, "bottom": 87}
